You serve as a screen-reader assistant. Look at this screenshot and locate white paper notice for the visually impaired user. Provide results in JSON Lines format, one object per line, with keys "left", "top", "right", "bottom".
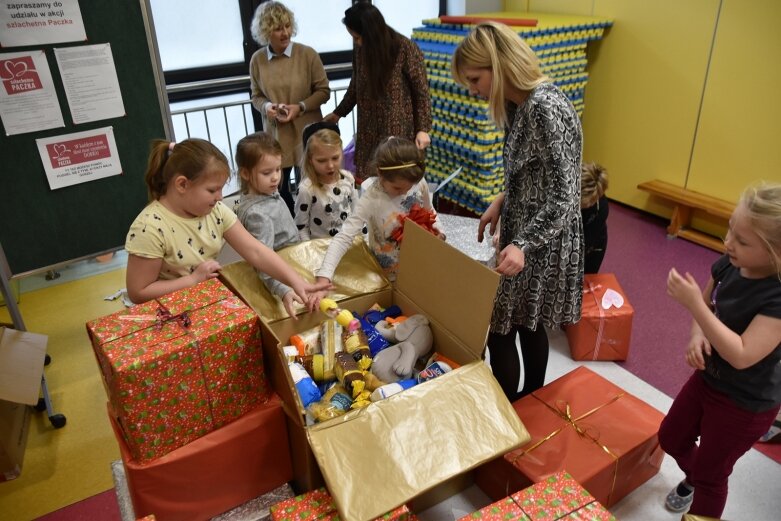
{"left": 0, "top": 1, "right": 86, "bottom": 48}
{"left": 55, "top": 43, "right": 125, "bottom": 124}
{"left": 0, "top": 50, "right": 64, "bottom": 135}
{"left": 36, "top": 126, "right": 122, "bottom": 190}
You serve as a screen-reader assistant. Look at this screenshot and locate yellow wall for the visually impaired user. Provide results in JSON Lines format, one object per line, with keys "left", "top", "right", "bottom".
{"left": 502, "top": 0, "right": 781, "bottom": 233}
{"left": 688, "top": 0, "right": 781, "bottom": 201}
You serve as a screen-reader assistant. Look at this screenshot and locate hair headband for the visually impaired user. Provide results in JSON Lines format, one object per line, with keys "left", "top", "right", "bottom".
{"left": 302, "top": 121, "right": 340, "bottom": 149}
{"left": 377, "top": 162, "right": 418, "bottom": 171}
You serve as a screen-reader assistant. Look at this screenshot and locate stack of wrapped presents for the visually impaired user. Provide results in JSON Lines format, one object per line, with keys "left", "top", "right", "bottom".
{"left": 411, "top": 12, "right": 612, "bottom": 213}
{"left": 87, "top": 217, "right": 661, "bottom": 521}
{"left": 86, "top": 279, "right": 293, "bottom": 520}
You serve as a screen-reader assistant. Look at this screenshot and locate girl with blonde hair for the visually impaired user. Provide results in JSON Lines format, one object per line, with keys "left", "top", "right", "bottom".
{"left": 294, "top": 122, "right": 361, "bottom": 240}
{"left": 662, "top": 182, "right": 781, "bottom": 517}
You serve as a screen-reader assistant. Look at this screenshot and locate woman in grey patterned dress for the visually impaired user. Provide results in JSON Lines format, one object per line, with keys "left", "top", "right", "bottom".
{"left": 452, "top": 22, "right": 583, "bottom": 401}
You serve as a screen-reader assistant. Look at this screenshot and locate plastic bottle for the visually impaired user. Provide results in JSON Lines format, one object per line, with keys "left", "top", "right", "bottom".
{"left": 290, "top": 362, "right": 322, "bottom": 407}
{"left": 355, "top": 311, "right": 390, "bottom": 357}
{"left": 289, "top": 324, "right": 321, "bottom": 356}
{"left": 417, "top": 361, "right": 453, "bottom": 384}
{"left": 370, "top": 378, "right": 418, "bottom": 402}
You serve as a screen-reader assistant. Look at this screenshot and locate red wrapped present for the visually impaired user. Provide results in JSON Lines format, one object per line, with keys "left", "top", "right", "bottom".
{"left": 270, "top": 487, "right": 411, "bottom": 521}
{"left": 459, "top": 497, "right": 530, "bottom": 520}
{"left": 566, "top": 274, "right": 633, "bottom": 360}
{"left": 476, "top": 367, "right": 664, "bottom": 507}
{"left": 112, "top": 396, "right": 292, "bottom": 521}
{"left": 463, "top": 471, "right": 614, "bottom": 520}
{"left": 88, "top": 279, "right": 269, "bottom": 462}
{"left": 510, "top": 471, "right": 615, "bottom": 520}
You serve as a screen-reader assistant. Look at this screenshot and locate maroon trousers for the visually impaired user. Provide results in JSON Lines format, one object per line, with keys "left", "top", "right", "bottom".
{"left": 658, "top": 371, "right": 779, "bottom": 517}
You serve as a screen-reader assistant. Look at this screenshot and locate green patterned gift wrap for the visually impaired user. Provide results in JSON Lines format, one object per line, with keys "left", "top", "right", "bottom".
{"left": 86, "top": 279, "right": 269, "bottom": 462}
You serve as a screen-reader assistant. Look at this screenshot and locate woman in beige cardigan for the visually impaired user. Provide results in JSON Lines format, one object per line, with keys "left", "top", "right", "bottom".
{"left": 249, "top": 1, "right": 330, "bottom": 214}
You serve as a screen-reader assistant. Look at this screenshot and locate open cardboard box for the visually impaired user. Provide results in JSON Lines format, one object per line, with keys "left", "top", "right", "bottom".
{"left": 224, "top": 222, "right": 530, "bottom": 521}
{"left": 0, "top": 327, "right": 47, "bottom": 481}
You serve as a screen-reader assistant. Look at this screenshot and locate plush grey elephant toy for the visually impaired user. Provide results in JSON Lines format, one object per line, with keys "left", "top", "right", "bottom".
{"left": 371, "top": 315, "right": 433, "bottom": 383}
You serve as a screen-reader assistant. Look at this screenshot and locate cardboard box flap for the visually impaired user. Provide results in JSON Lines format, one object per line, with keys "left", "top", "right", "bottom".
{"left": 396, "top": 222, "right": 500, "bottom": 358}
{"left": 307, "top": 361, "right": 530, "bottom": 521}
{"left": 0, "top": 327, "right": 47, "bottom": 405}
{"left": 220, "top": 237, "right": 391, "bottom": 323}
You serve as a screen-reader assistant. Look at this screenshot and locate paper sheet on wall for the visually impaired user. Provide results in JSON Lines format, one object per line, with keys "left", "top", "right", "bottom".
{"left": 36, "top": 126, "right": 122, "bottom": 190}
{"left": 54, "top": 43, "right": 126, "bottom": 124}
{"left": 0, "top": 50, "right": 64, "bottom": 135}
{"left": 0, "top": 0, "right": 86, "bottom": 48}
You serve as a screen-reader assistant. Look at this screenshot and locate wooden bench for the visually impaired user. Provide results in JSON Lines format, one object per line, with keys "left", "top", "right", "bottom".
{"left": 637, "top": 180, "right": 735, "bottom": 252}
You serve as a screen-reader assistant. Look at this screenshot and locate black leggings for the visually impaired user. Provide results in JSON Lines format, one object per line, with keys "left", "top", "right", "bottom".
{"left": 487, "top": 325, "right": 549, "bottom": 402}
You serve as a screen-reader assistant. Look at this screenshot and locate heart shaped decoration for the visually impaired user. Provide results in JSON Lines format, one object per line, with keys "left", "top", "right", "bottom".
{"left": 4, "top": 60, "right": 28, "bottom": 79}
{"left": 54, "top": 143, "right": 67, "bottom": 157}
{"left": 601, "top": 288, "right": 624, "bottom": 309}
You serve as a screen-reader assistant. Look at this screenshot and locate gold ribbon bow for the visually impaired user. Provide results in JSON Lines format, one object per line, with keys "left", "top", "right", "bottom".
{"left": 511, "top": 393, "right": 624, "bottom": 505}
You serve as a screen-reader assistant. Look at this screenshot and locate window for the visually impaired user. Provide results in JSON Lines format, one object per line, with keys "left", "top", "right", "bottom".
{"left": 150, "top": 0, "right": 244, "bottom": 71}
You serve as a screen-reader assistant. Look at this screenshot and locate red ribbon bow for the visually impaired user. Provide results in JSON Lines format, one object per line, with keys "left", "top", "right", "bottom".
{"left": 390, "top": 204, "right": 438, "bottom": 244}
{"left": 155, "top": 308, "right": 191, "bottom": 330}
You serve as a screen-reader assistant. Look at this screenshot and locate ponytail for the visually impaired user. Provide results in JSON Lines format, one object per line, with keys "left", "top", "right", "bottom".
{"left": 144, "top": 139, "right": 172, "bottom": 201}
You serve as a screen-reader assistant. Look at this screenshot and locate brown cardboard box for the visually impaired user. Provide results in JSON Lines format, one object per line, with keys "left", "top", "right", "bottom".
{"left": 0, "top": 327, "right": 47, "bottom": 481}
{"left": 223, "top": 222, "right": 531, "bottom": 521}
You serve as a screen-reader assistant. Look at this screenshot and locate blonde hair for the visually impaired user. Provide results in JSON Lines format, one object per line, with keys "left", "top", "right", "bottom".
{"left": 250, "top": 1, "right": 297, "bottom": 46}
{"left": 451, "top": 21, "right": 549, "bottom": 128}
{"left": 144, "top": 138, "right": 229, "bottom": 201}
{"left": 369, "top": 136, "right": 425, "bottom": 183}
{"left": 740, "top": 182, "right": 781, "bottom": 276}
{"left": 302, "top": 129, "right": 344, "bottom": 194}
{"left": 235, "top": 132, "right": 282, "bottom": 194}
{"left": 581, "top": 162, "right": 609, "bottom": 208}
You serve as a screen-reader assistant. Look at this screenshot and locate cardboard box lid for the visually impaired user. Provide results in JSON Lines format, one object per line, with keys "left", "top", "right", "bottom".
{"left": 396, "top": 221, "right": 500, "bottom": 357}
{"left": 307, "top": 361, "right": 530, "bottom": 521}
{"left": 0, "top": 327, "right": 47, "bottom": 405}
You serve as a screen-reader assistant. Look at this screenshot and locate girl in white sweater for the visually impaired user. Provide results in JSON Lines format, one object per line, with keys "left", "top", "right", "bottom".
{"left": 314, "top": 136, "right": 444, "bottom": 291}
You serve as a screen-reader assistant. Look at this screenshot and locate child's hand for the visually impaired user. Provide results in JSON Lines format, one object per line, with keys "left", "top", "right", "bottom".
{"left": 685, "top": 333, "right": 711, "bottom": 370}
{"left": 191, "top": 260, "right": 222, "bottom": 283}
{"left": 307, "top": 289, "right": 331, "bottom": 312}
{"left": 282, "top": 290, "right": 303, "bottom": 321}
{"left": 667, "top": 268, "right": 703, "bottom": 311}
{"left": 305, "top": 276, "right": 333, "bottom": 311}
{"left": 292, "top": 278, "right": 333, "bottom": 313}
